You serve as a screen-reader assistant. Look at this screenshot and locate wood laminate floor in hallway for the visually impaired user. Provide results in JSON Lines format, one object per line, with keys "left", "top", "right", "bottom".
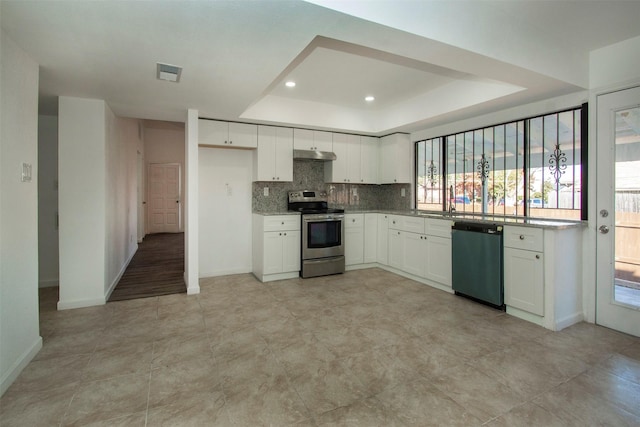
{"left": 109, "top": 232, "right": 185, "bottom": 302}
{"left": 3, "top": 269, "right": 640, "bottom": 426}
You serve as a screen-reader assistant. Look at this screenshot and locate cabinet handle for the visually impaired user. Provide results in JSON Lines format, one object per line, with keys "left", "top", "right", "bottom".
{"left": 352, "top": 219, "right": 355, "bottom": 222}
{"left": 519, "top": 235, "right": 525, "bottom": 240}
{"left": 272, "top": 177, "right": 276, "bottom": 180}
{"left": 284, "top": 232, "right": 287, "bottom": 236}
{"left": 229, "top": 141, "right": 233, "bottom": 144}
{"left": 535, "top": 254, "right": 540, "bottom": 259}
{"left": 279, "top": 232, "right": 282, "bottom": 236}
{"left": 281, "top": 222, "right": 284, "bottom": 225}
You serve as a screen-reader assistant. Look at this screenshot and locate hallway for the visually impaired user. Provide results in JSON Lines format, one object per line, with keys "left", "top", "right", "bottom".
{"left": 109, "top": 233, "right": 185, "bottom": 301}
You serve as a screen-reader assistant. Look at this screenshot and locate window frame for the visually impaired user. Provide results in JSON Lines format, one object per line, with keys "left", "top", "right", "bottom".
{"left": 414, "top": 103, "right": 588, "bottom": 221}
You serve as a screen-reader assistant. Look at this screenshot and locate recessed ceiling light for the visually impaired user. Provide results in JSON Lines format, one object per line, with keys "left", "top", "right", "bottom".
{"left": 285, "top": 81, "right": 296, "bottom": 88}
{"left": 365, "top": 95, "right": 375, "bottom": 102}
{"left": 156, "top": 63, "right": 182, "bottom": 83}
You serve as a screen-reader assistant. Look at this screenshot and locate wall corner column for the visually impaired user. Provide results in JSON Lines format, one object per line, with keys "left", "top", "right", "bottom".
{"left": 185, "top": 109, "right": 200, "bottom": 294}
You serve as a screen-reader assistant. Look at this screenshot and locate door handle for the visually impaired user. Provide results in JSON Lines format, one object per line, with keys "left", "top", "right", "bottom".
{"left": 599, "top": 225, "right": 610, "bottom": 234}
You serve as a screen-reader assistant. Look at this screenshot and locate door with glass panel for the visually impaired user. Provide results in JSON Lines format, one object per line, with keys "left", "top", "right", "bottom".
{"left": 596, "top": 86, "right": 640, "bottom": 337}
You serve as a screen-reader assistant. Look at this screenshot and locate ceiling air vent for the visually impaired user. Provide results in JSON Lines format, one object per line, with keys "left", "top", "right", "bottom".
{"left": 156, "top": 63, "right": 182, "bottom": 83}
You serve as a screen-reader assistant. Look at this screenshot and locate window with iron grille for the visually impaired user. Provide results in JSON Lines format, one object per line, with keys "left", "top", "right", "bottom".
{"left": 415, "top": 104, "right": 586, "bottom": 220}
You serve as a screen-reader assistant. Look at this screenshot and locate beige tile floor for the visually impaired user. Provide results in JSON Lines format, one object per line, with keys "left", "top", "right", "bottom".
{"left": 2, "top": 268, "right": 640, "bottom": 426}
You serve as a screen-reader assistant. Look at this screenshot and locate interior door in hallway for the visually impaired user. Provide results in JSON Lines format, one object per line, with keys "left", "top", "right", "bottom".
{"left": 596, "top": 86, "right": 640, "bottom": 337}
{"left": 147, "top": 163, "right": 181, "bottom": 234}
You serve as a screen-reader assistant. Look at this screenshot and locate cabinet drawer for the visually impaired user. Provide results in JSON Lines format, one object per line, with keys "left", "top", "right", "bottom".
{"left": 263, "top": 215, "right": 300, "bottom": 232}
{"left": 504, "top": 226, "right": 543, "bottom": 252}
{"left": 388, "top": 215, "right": 403, "bottom": 230}
{"left": 388, "top": 215, "right": 425, "bottom": 233}
{"left": 402, "top": 216, "right": 425, "bottom": 234}
{"left": 345, "top": 213, "right": 364, "bottom": 229}
{"left": 425, "top": 218, "right": 453, "bottom": 239}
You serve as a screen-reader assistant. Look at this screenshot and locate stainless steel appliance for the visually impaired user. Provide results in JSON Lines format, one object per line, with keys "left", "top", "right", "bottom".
{"left": 452, "top": 221, "right": 505, "bottom": 309}
{"left": 288, "top": 190, "right": 345, "bottom": 278}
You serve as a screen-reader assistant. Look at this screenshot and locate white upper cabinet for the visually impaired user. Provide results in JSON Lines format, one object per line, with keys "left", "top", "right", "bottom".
{"left": 325, "top": 133, "right": 361, "bottom": 183}
{"left": 254, "top": 126, "right": 293, "bottom": 182}
{"left": 360, "top": 136, "right": 379, "bottom": 184}
{"left": 293, "top": 129, "right": 333, "bottom": 152}
{"left": 199, "top": 119, "right": 257, "bottom": 148}
{"left": 379, "top": 133, "right": 411, "bottom": 184}
{"left": 325, "top": 133, "right": 378, "bottom": 184}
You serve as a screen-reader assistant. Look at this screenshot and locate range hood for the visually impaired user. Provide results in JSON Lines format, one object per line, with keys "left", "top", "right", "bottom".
{"left": 293, "top": 149, "right": 337, "bottom": 161}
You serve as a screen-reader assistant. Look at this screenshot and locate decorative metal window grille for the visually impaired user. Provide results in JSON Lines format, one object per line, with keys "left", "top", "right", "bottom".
{"left": 415, "top": 105, "right": 585, "bottom": 220}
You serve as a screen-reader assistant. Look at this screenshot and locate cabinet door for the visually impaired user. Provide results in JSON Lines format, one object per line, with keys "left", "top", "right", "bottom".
{"left": 377, "top": 214, "right": 389, "bottom": 265}
{"left": 199, "top": 119, "right": 228, "bottom": 146}
{"left": 263, "top": 232, "right": 284, "bottom": 275}
{"left": 504, "top": 247, "right": 544, "bottom": 316}
{"left": 281, "top": 230, "right": 301, "bottom": 273}
{"left": 360, "top": 136, "right": 379, "bottom": 184}
{"left": 274, "top": 127, "right": 293, "bottom": 181}
{"left": 388, "top": 230, "right": 404, "bottom": 269}
{"left": 345, "top": 227, "right": 364, "bottom": 266}
{"left": 394, "top": 134, "right": 412, "bottom": 183}
{"left": 346, "top": 134, "right": 361, "bottom": 183}
{"left": 329, "top": 133, "right": 349, "bottom": 182}
{"left": 426, "top": 236, "right": 452, "bottom": 287}
{"left": 403, "top": 232, "right": 427, "bottom": 277}
{"left": 255, "top": 126, "right": 276, "bottom": 181}
{"left": 293, "top": 128, "right": 314, "bottom": 150}
{"left": 228, "top": 122, "right": 257, "bottom": 148}
{"left": 364, "top": 214, "right": 378, "bottom": 263}
{"left": 314, "top": 131, "right": 333, "bottom": 152}
{"left": 379, "top": 136, "right": 394, "bottom": 183}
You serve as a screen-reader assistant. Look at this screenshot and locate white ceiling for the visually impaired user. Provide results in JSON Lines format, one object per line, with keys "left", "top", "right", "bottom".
{"left": 2, "top": 0, "right": 640, "bottom": 135}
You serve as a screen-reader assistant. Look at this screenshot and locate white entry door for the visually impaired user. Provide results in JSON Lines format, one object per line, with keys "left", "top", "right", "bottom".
{"left": 147, "top": 163, "right": 181, "bottom": 234}
{"left": 596, "top": 86, "right": 640, "bottom": 337}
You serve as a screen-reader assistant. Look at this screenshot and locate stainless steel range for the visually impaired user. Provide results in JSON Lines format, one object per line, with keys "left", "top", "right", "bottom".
{"left": 288, "top": 190, "right": 345, "bottom": 278}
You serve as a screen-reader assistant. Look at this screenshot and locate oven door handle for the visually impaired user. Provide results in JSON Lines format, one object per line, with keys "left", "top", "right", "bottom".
{"left": 303, "top": 215, "right": 344, "bottom": 222}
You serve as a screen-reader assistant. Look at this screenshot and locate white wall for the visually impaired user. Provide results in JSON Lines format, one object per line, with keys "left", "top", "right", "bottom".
{"left": 198, "top": 147, "right": 253, "bottom": 277}
{"left": 58, "top": 97, "right": 107, "bottom": 309}
{"left": 143, "top": 122, "right": 185, "bottom": 233}
{"left": 38, "top": 115, "right": 59, "bottom": 288}
{"left": 105, "top": 109, "right": 140, "bottom": 298}
{"left": 0, "top": 30, "right": 42, "bottom": 396}
{"left": 590, "top": 35, "right": 640, "bottom": 91}
{"left": 59, "top": 97, "right": 142, "bottom": 307}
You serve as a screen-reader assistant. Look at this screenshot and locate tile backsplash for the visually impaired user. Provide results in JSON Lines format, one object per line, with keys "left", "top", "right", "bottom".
{"left": 252, "top": 160, "right": 411, "bottom": 212}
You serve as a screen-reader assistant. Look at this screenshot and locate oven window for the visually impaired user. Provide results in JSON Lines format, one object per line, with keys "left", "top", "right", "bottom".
{"left": 307, "top": 221, "right": 341, "bottom": 248}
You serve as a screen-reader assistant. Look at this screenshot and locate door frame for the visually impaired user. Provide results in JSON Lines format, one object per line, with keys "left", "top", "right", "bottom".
{"left": 585, "top": 81, "right": 640, "bottom": 325}
{"left": 591, "top": 84, "right": 640, "bottom": 335}
{"left": 146, "top": 162, "right": 183, "bottom": 234}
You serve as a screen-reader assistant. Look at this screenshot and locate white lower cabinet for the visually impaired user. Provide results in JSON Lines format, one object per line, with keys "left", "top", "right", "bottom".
{"left": 345, "top": 214, "right": 364, "bottom": 266}
{"left": 426, "top": 235, "right": 452, "bottom": 287}
{"left": 377, "top": 214, "right": 389, "bottom": 264}
{"left": 388, "top": 229, "right": 404, "bottom": 270}
{"left": 363, "top": 214, "right": 378, "bottom": 263}
{"left": 403, "top": 232, "right": 427, "bottom": 277}
{"left": 504, "top": 247, "right": 544, "bottom": 316}
{"left": 253, "top": 214, "right": 300, "bottom": 282}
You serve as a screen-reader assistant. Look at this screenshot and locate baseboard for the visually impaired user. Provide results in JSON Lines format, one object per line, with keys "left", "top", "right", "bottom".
{"left": 198, "top": 267, "right": 252, "bottom": 278}
{"left": 104, "top": 246, "right": 138, "bottom": 302}
{"left": 57, "top": 296, "right": 105, "bottom": 310}
{"left": 1, "top": 336, "right": 43, "bottom": 397}
{"left": 554, "top": 311, "right": 584, "bottom": 331}
{"left": 38, "top": 279, "right": 59, "bottom": 288}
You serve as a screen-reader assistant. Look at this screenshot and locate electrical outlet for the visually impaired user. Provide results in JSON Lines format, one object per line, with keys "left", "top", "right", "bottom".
{"left": 21, "top": 163, "right": 32, "bottom": 182}
{"left": 401, "top": 188, "right": 406, "bottom": 197}
{"left": 264, "top": 187, "right": 269, "bottom": 196}
{"left": 352, "top": 187, "right": 358, "bottom": 196}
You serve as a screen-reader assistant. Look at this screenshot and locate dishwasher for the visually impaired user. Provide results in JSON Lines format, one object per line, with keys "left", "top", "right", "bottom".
{"left": 451, "top": 221, "right": 504, "bottom": 309}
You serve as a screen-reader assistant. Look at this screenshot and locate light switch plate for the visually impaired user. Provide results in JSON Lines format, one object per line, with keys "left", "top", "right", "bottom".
{"left": 21, "top": 163, "right": 32, "bottom": 182}
{"left": 264, "top": 187, "right": 269, "bottom": 196}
